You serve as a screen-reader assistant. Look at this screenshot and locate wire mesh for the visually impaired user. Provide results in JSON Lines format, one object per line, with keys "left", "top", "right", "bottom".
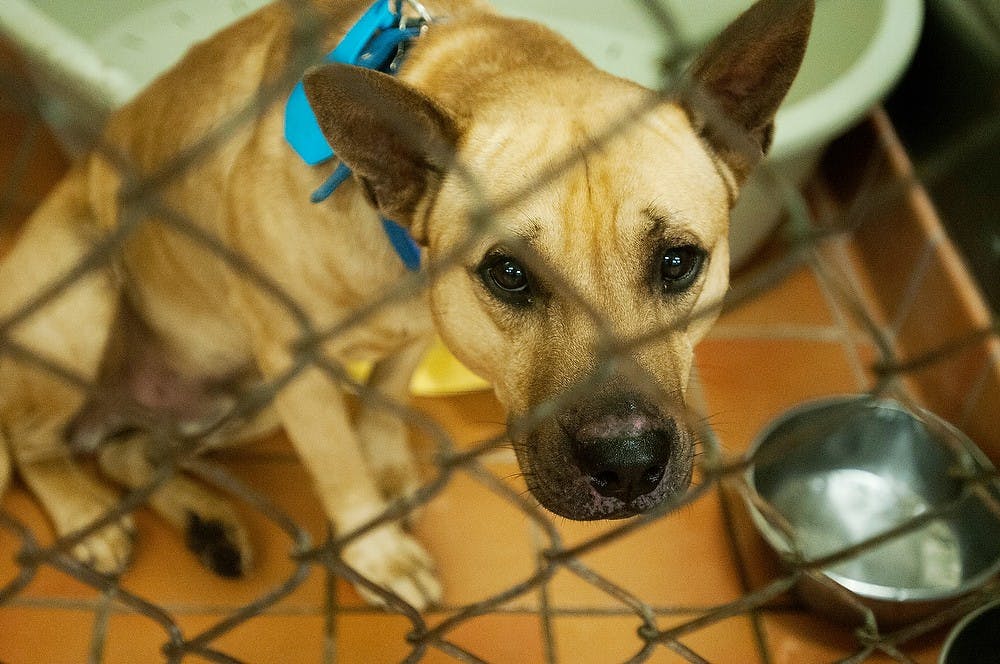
{"left": 1, "top": 0, "right": 999, "bottom": 662}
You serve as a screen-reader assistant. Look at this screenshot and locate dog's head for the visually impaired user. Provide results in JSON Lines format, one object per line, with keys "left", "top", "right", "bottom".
{"left": 305, "top": 0, "right": 813, "bottom": 519}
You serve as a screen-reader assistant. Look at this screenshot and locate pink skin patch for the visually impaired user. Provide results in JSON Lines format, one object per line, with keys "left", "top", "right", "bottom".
{"left": 573, "top": 410, "right": 658, "bottom": 442}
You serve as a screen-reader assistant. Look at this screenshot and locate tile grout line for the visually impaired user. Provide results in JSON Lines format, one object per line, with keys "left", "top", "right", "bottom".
{"left": 826, "top": 236, "right": 894, "bottom": 348}
{"left": 810, "top": 243, "right": 879, "bottom": 393}
{"left": 323, "top": 565, "right": 338, "bottom": 664}
{"left": 715, "top": 484, "right": 773, "bottom": 664}
{"left": 958, "top": 344, "right": 998, "bottom": 430}
{"left": 707, "top": 323, "right": 847, "bottom": 343}
{"left": 537, "top": 551, "right": 558, "bottom": 664}
{"left": 88, "top": 588, "right": 116, "bottom": 664}
{"left": 888, "top": 230, "right": 944, "bottom": 340}
{"left": 686, "top": 367, "right": 772, "bottom": 664}
{"left": 4, "top": 594, "right": 776, "bottom": 617}
{"left": 805, "top": 166, "right": 897, "bottom": 388}
{"left": 528, "top": 516, "right": 559, "bottom": 664}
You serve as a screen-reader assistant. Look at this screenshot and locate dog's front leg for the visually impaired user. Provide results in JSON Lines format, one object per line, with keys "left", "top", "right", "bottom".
{"left": 257, "top": 344, "right": 441, "bottom": 610}
{"left": 355, "top": 338, "right": 430, "bottom": 506}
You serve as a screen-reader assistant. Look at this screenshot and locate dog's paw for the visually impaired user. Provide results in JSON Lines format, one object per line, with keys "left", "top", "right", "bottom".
{"left": 68, "top": 517, "right": 136, "bottom": 576}
{"left": 185, "top": 512, "right": 252, "bottom": 579}
{"left": 50, "top": 486, "right": 135, "bottom": 575}
{"left": 341, "top": 524, "right": 441, "bottom": 610}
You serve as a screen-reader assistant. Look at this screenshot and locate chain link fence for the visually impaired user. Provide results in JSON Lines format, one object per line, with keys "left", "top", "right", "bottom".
{"left": 1, "top": 0, "right": 999, "bottom": 662}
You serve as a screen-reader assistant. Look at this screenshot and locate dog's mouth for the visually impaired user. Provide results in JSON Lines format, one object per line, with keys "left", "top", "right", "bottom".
{"left": 512, "top": 397, "right": 695, "bottom": 521}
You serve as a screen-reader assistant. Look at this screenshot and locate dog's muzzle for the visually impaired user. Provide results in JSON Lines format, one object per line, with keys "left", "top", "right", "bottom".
{"left": 517, "top": 393, "right": 694, "bottom": 520}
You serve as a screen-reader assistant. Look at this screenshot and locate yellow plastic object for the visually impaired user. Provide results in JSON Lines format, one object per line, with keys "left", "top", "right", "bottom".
{"left": 348, "top": 338, "right": 490, "bottom": 396}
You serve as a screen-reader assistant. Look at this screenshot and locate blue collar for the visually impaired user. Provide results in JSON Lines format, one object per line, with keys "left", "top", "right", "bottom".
{"left": 284, "top": 0, "right": 430, "bottom": 271}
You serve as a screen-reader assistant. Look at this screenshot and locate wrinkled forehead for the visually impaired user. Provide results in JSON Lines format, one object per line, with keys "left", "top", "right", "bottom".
{"left": 456, "top": 96, "right": 732, "bottom": 256}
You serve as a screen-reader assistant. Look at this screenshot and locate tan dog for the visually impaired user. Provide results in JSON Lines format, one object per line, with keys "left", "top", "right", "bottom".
{"left": 0, "top": 0, "right": 812, "bottom": 609}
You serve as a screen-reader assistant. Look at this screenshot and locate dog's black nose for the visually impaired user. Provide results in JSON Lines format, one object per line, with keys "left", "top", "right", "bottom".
{"left": 576, "top": 429, "right": 671, "bottom": 503}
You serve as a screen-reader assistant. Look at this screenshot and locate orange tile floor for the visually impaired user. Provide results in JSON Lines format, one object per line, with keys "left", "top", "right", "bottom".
{"left": 2, "top": 44, "right": 998, "bottom": 664}
{"left": 0, "top": 273, "right": 931, "bottom": 664}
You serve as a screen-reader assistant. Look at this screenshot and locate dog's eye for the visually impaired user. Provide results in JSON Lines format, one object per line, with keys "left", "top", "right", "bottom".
{"left": 659, "top": 245, "right": 705, "bottom": 294}
{"left": 478, "top": 254, "right": 534, "bottom": 306}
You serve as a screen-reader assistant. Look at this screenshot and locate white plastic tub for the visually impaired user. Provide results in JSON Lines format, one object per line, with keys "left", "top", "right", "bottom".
{"left": 494, "top": 0, "right": 923, "bottom": 265}
{"left": 0, "top": 0, "right": 923, "bottom": 265}
{"left": 0, "top": 0, "right": 268, "bottom": 153}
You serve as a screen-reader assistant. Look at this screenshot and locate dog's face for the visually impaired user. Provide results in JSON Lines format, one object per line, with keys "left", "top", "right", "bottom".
{"left": 424, "top": 88, "right": 731, "bottom": 519}
{"left": 305, "top": 0, "right": 813, "bottom": 520}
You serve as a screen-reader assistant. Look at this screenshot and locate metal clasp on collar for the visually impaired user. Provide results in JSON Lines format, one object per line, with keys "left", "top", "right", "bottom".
{"left": 389, "top": 0, "right": 433, "bottom": 73}
{"left": 399, "top": 0, "right": 433, "bottom": 25}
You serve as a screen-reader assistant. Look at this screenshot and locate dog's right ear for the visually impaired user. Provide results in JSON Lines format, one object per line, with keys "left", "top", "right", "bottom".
{"left": 683, "top": 0, "right": 814, "bottom": 182}
{"left": 303, "top": 63, "right": 459, "bottom": 239}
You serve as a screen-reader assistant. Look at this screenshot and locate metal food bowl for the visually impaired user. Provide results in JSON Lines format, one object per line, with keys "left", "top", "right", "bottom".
{"left": 939, "top": 599, "right": 1000, "bottom": 664}
{"left": 744, "top": 396, "right": 1000, "bottom": 626}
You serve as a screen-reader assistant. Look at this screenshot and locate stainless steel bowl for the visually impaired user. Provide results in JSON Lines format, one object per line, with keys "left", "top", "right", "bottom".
{"left": 744, "top": 396, "right": 1000, "bottom": 626}
{"left": 939, "top": 599, "right": 1000, "bottom": 664}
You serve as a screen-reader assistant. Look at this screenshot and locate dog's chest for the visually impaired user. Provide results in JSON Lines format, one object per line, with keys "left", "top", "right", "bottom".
{"left": 320, "top": 297, "right": 433, "bottom": 365}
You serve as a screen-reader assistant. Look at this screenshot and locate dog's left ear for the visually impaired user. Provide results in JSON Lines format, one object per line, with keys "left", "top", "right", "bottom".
{"left": 303, "top": 63, "right": 459, "bottom": 236}
{"left": 684, "top": 0, "right": 814, "bottom": 182}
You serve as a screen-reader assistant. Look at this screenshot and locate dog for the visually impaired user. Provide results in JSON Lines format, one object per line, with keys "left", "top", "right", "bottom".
{"left": 0, "top": 0, "right": 812, "bottom": 609}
